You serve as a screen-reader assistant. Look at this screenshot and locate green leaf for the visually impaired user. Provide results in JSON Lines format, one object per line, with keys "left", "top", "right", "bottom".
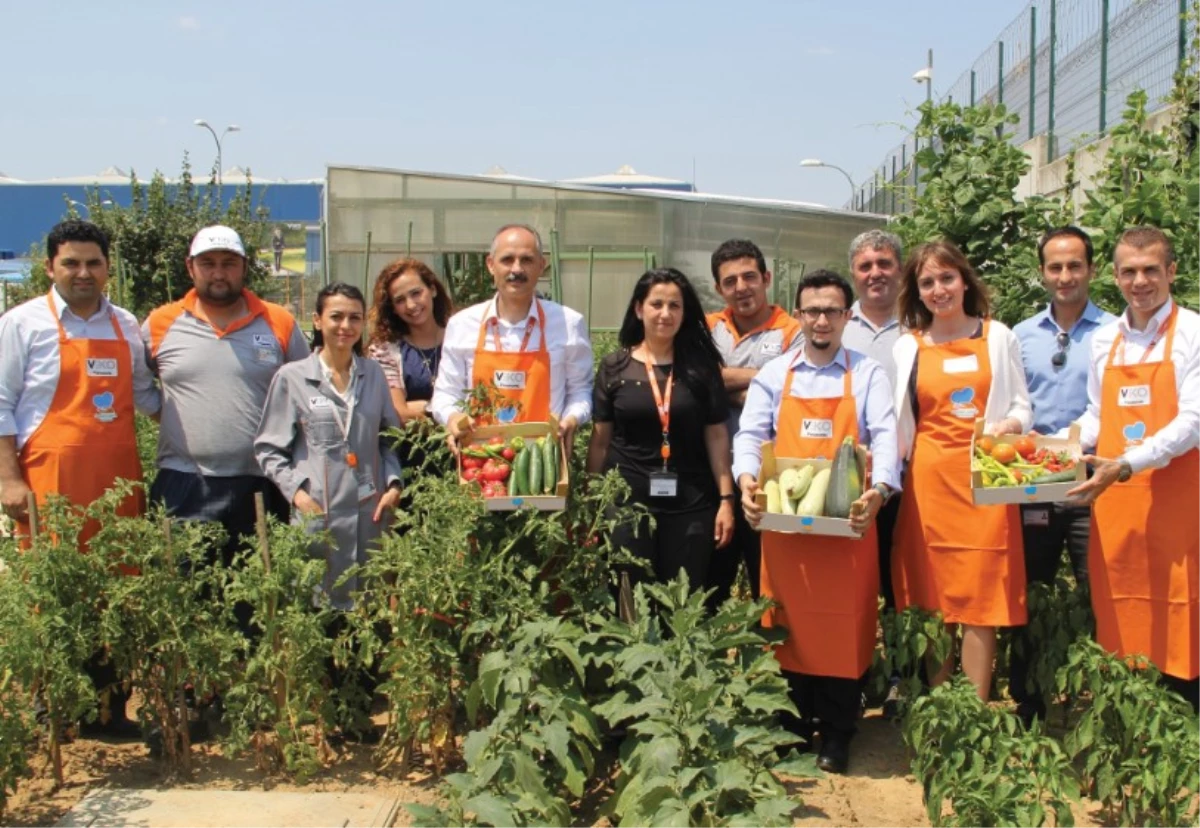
{"left": 462, "top": 793, "right": 517, "bottom": 828}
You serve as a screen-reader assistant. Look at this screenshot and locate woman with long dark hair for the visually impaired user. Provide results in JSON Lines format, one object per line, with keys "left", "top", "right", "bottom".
{"left": 586, "top": 268, "right": 736, "bottom": 588}
{"left": 367, "top": 258, "right": 454, "bottom": 422}
{"left": 255, "top": 282, "right": 404, "bottom": 609}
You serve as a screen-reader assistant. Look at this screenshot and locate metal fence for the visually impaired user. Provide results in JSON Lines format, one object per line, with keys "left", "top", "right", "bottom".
{"left": 855, "top": 0, "right": 1194, "bottom": 214}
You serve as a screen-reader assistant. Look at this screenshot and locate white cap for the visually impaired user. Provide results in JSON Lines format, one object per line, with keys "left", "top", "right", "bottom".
{"left": 189, "top": 225, "right": 246, "bottom": 258}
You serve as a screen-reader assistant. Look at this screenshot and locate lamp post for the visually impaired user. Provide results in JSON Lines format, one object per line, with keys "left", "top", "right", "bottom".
{"left": 193, "top": 119, "right": 241, "bottom": 202}
{"left": 912, "top": 48, "right": 934, "bottom": 104}
{"left": 799, "top": 159, "right": 857, "bottom": 209}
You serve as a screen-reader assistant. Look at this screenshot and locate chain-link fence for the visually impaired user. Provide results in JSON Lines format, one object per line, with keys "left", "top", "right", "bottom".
{"left": 855, "top": 0, "right": 1194, "bottom": 214}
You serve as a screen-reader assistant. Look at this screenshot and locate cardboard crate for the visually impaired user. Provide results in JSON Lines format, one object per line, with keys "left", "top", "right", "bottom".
{"left": 458, "top": 416, "right": 568, "bottom": 512}
{"left": 970, "top": 420, "right": 1084, "bottom": 505}
{"left": 753, "top": 441, "right": 868, "bottom": 538}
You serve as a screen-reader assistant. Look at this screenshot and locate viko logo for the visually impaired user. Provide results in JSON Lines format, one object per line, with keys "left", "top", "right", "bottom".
{"left": 801, "top": 418, "right": 834, "bottom": 438}
{"left": 494, "top": 370, "right": 527, "bottom": 390}
{"left": 1117, "top": 385, "right": 1151, "bottom": 407}
{"left": 86, "top": 358, "right": 119, "bottom": 377}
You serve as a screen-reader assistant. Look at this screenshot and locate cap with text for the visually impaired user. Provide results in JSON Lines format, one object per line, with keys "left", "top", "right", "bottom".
{"left": 189, "top": 225, "right": 246, "bottom": 259}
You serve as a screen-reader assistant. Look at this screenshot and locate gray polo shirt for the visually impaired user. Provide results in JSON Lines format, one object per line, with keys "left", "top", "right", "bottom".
{"left": 707, "top": 305, "right": 803, "bottom": 433}
{"left": 841, "top": 301, "right": 903, "bottom": 390}
{"left": 143, "top": 290, "right": 309, "bottom": 476}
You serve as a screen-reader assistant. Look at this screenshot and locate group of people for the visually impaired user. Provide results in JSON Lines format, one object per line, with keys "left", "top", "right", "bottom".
{"left": 0, "top": 218, "right": 1194, "bottom": 777}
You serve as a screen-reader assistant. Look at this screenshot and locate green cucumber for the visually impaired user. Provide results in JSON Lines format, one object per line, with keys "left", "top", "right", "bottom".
{"left": 516, "top": 445, "right": 533, "bottom": 495}
{"left": 542, "top": 434, "right": 557, "bottom": 494}
{"left": 529, "top": 438, "right": 544, "bottom": 496}
{"left": 1033, "top": 469, "right": 1078, "bottom": 484}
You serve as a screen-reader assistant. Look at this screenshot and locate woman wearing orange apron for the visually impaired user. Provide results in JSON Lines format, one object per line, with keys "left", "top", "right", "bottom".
{"left": 470, "top": 298, "right": 552, "bottom": 423}
{"left": 1087, "top": 304, "right": 1198, "bottom": 696}
{"left": 17, "top": 293, "right": 143, "bottom": 545}
{"left": 736, "top": 271, "right": 900, "bottom": 775}
{"left": 891, "top": 241, "right": 1030, "bottom": 701}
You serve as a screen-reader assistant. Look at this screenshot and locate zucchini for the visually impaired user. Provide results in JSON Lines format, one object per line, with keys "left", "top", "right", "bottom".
{"left": 542, "top": 434, "right": 557, "bottom": 494}
{"left": 1032, "top": 468, "right": 1078, "bottom": 484}
{"left": 825, "top": 437, "right": 862, "bottom": 519}
{"left": 797, "top": 468, "right": 831, "bottom": 517}
{"left": 764, "top": 480, "right": 783, "bottom": 514}
{"left": 529, "top": 437, "right": 544, "bottom": 496}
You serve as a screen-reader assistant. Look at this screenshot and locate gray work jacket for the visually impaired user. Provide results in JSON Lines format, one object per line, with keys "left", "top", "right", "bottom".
{"left": 254, "top": 351, "right": 403, "bottom": 608}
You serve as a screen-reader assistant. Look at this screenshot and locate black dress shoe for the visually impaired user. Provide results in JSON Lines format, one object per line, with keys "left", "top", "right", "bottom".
{"left": 816, "top": 731, "right": 851, "bottom": 774}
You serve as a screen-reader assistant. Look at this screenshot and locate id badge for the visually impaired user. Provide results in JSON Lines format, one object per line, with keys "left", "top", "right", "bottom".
{"left": 648, "top": 471, "right": 678, "bottom": 498}
{"left": 1023, "top": 507, "right": 1050, "bottom": 527}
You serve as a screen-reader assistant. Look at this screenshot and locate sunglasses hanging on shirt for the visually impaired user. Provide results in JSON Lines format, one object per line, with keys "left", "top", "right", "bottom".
{"left": 1051, "top": 331, "right": 1070, "bottom": 367}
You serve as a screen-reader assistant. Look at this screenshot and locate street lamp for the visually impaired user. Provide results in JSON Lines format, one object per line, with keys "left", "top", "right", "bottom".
{"left": 912, "top": 49, "right": 933, "bottom": 104}
{"left": 800, "top": 159, "right": 857, "bottom": 208}
{"left": 194, "top": 119, "right": 241, "bottom": 202}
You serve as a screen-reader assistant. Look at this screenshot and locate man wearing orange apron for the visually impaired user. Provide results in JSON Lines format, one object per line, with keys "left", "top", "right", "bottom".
{"left": 1067, "top": 227, "right": 1199, "bottom": 710}
{"left": 0, "top": 220, "right": 160, "bottom": 737}
{"left": 735, "top": 271, "right": 900, "bottom": 774}
{"left": 430, "top": 224, "right": 593, "bottom": 447}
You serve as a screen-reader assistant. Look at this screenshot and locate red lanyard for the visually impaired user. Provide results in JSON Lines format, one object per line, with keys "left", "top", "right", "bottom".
{"left": 644, "top": 355, "right": 674, "bottom": 465}
{"left": 489, "top": 314, "right": 538, "bottom": 353}
{"left": 1119, "top": 309, "right": 1173, "bottom": 366}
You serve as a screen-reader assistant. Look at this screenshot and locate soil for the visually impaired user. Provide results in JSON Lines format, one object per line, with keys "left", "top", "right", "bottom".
{"left": 4, "top": 706, "right": 1113, "bottom": 828}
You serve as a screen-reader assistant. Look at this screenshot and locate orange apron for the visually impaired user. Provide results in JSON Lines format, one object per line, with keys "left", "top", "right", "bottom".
{"left": 16, "top": 293, "right": 143, "bottom": 547}
{"left": 760, "top": 352, "right": 879, "bottom": 678}
{"left": 892, "top": 322, "right": 1026, "bottom": 626}
{"left": 471, "top": 299, "right": 551, "bottom": 423}
{"left": 1090, "top": 305, "right": 1198, "bottom": 680}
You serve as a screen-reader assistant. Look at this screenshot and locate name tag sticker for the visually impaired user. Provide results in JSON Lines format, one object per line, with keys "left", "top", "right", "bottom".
{"left": 252, "top": 334, "right": 276, "bottom": 348}
{"left": 308, "top": 396, "right": 332, "bottom": 408}
{"left": 760, "top": 341, "right": 782, "bottom": 356}
{"left": 943, "top": 355, "right": 979, "bottom": 374}
{"left": 494, "top": 370, "right": 527, "bottom": 390}
{"left": 1118, "top": 385, "right": 1151, "bottom": 407}
{"left": 86, "top": 358, "right": 119, "bottom": 377}
{"left": 801, "top": 418, "right": 834, "bottom": 439}
{"left": 649, "top": 471, "right": 678, "bottom": 498}
{"left": 256, "top": 348, "right": 280, "bottom": 364}
{"left": 1023, "top": 507, "right": 1050, "bottom": 527}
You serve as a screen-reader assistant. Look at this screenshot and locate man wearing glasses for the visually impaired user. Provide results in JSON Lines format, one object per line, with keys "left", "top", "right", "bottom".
{"left": 1010, "top": 226, "right": 1114, "bottom": 727}
{"left": 734, "top": 270, "right": 900, "bottom": 774}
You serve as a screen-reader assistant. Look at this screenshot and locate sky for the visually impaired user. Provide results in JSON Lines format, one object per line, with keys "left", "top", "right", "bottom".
{"left": 3, "top": 1, "right": 1028, "bottom": 208}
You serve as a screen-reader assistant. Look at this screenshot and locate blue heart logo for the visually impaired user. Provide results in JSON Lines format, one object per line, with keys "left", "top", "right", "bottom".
{"left": 93, "top": 391, "right": 114, "bottom": 409}
{"left": 511, "top": 497, "right": 523, "bottom": 507}
{"left": 949, "top": 387, "right": 975, "bottom": 405}
{"left": 497, "top": 406, "right": 517, "bottom": 424}
{"left": 800, "top": 517, "right": 814, "bottom": 527}
{"left": 1123, "top": 421, "right": 1147, "bottom": 441}
{"left": 1024, "top": 486, "right": 1038, "bottom": 496}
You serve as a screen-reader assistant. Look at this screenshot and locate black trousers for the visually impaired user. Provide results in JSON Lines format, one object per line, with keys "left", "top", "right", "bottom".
{"left": 612, "top": 504, "right": 716, "bottom": 591}
{"left": 1010, "top": 503, "right": 1091, "bottom": 711}
{"left": 1162, "top": 674, "right": 1200, "bottom": 713}
{"left": 782, "top": 669, "right": 866, "bottom": 738}
{"left": 704, "top": 485, "right": 760, "bottom": 610}
{"left": 876, "top": 493, "right": 902, "bottom": 611}
{"left": 150, "top": 470, "right": 290, "bottom": 635}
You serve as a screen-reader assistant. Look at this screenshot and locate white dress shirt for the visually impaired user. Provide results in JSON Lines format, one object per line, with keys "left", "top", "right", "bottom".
{"left": 0, "top": 288, "right": 160, "bottom": 449}
{"left": 430, "top": 296, "right": 593, "bottom": 426}
{"left": 1072, "top": 300, "right": 1200, "bottom": 473}
{"left": 732, "top": 346, "right": 902, "bottom": 491}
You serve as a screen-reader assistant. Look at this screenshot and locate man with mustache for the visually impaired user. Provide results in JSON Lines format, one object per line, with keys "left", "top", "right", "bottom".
{"left": 0, "top": 219, "right": 161, "bottom": 738}
{"left": 1067, "top": 225, "right": 1199, "bottom": 711}
{"left": 431, "top": 224, "right": 593, "bottom": 448}
{"left": 1009, "top": 226, "right": 1113, "bottom": 727}
{"left": 735, "top": 270, "right": 900, "bottom": 773}
{"left": 841, "top": 229, "right": 905, "bottom": 718}
{"left": 704, "top": 239, "right": 802, "bottom": 609}
{"left": 143, "top": 226, "right": 309, "bottom": 612}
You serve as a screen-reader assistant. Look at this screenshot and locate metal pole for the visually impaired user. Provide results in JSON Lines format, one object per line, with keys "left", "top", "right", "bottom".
{"left": 1100, "top": 0, "right": 1110, "bottom": 133}
{"left": 891, "top": 156, "right": 897, "bottom": 214}
{"left": 998, "top": 41, "right": 1005, "bottom": 105}
{"left": 1048, "top": 0, "right": 1058, "bottom": 163}
{"left": 1029, "top": 6, "right": 1037, "bottom": 140}
{"left": 363, "top": 230, "right": 372, "bottom": 289}
{"left": 926, "top": 48, "right": 933, "bottom": 104}
{"left": 586, "top": 246, "right": 595, "bottom": 329}
{"left": 970, "top": 70, "right": 976, "bottom": 107}
{"left": 900, "top": 144, "right": 907, "bottom": 212}
{"left": 405, "top": 221, "right": 413, "bottom": 257}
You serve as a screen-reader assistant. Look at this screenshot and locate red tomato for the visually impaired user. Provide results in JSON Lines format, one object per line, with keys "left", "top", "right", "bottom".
{"left": 463, "top": 467, "right": 480, "bottom": 482}
{"left": 501, "top": 447, "right": 516, "bottom": 461}
{"left": 1014, "top": 436, "right": 1038, "bottom": 460}
{"left": 462, "top": 456, "right": 484, "bottom": 470}
{"left": 481, "top": 463, "right": 511, "bottom": 482}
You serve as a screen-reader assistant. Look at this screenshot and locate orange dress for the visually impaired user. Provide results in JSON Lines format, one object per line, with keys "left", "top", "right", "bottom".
{"left": 471, "top": 299, "right": 552, "bottom": 423}
{"left": 1090, "top": 306, "right": 1198, "bottom": 680}
{"left": 760, "top": 353, "right": 879, "bottom": 678}
{"left": 892, "top": 323, "right": 1026, "bottom": 626}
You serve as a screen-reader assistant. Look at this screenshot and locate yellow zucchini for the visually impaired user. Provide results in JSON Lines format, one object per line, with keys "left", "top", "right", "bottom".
{"left": 796, "top": 468, "right": 831, "bottom": 517}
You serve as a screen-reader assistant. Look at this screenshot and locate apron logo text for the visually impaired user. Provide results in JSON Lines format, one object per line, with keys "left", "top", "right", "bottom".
{"left": 948, "top": 386, "right": 979, "bottom": 419}
{"left": 86, "top": 358, "right": 119, "bottom": 377}
{"left": 1118, "top": 385, "right": 1151, "bottom": 407}
{"left": 494, "top": 370, "right": 527, "bottom": 390}
{"left": 92, "top": 390, "right": 118, "bottom": 423}
{"left": 800, "top": 418, "right": 834, "bottom": 439}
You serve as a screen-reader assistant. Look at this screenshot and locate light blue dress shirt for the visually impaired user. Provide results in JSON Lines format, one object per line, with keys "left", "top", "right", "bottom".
{"left": 732, "top": 346, "right": 902, "bottom": 491}
{"left": 1013, "top": 301, "right": 1115, "bottom": 435}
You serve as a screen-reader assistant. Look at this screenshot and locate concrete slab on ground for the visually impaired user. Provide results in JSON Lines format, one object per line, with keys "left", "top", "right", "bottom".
{"left": 55, "top": 788, "right": 400, "bottom": 827}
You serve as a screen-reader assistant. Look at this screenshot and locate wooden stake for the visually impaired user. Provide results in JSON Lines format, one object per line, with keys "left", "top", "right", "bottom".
{"left": 163, "top": 518, "right": 191, "bottom": 772}
{"left": 25, "top": 492, "right": 39, "bottom": 542}
{"left": 254, "top": 494, "right": 286, "bottom": 716}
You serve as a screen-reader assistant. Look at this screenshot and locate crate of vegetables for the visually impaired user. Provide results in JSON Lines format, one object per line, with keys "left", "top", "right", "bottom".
{"left": 753, "top": 440, "right": 869, "bottom": 538}
{"left": 458, "top": 416, "right": 568, "bottom": 511}
{"left": 970, "top": 419, "right": 1084, "bottom": 505}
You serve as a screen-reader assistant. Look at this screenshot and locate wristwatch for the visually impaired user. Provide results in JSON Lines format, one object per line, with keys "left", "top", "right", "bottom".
{"left": 872, "top": 482, "right": 895, "bottom": 503}
{"left": 1116, "top": 459, "right": 1133, "bottom": 483}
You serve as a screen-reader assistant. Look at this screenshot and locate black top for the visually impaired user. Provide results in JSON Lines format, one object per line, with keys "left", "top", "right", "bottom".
{"left": 399, "top": 340, "right": 441, "bottom": 402}
{"left": 594, "top": 350, "right": 729, "bottom": 514}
